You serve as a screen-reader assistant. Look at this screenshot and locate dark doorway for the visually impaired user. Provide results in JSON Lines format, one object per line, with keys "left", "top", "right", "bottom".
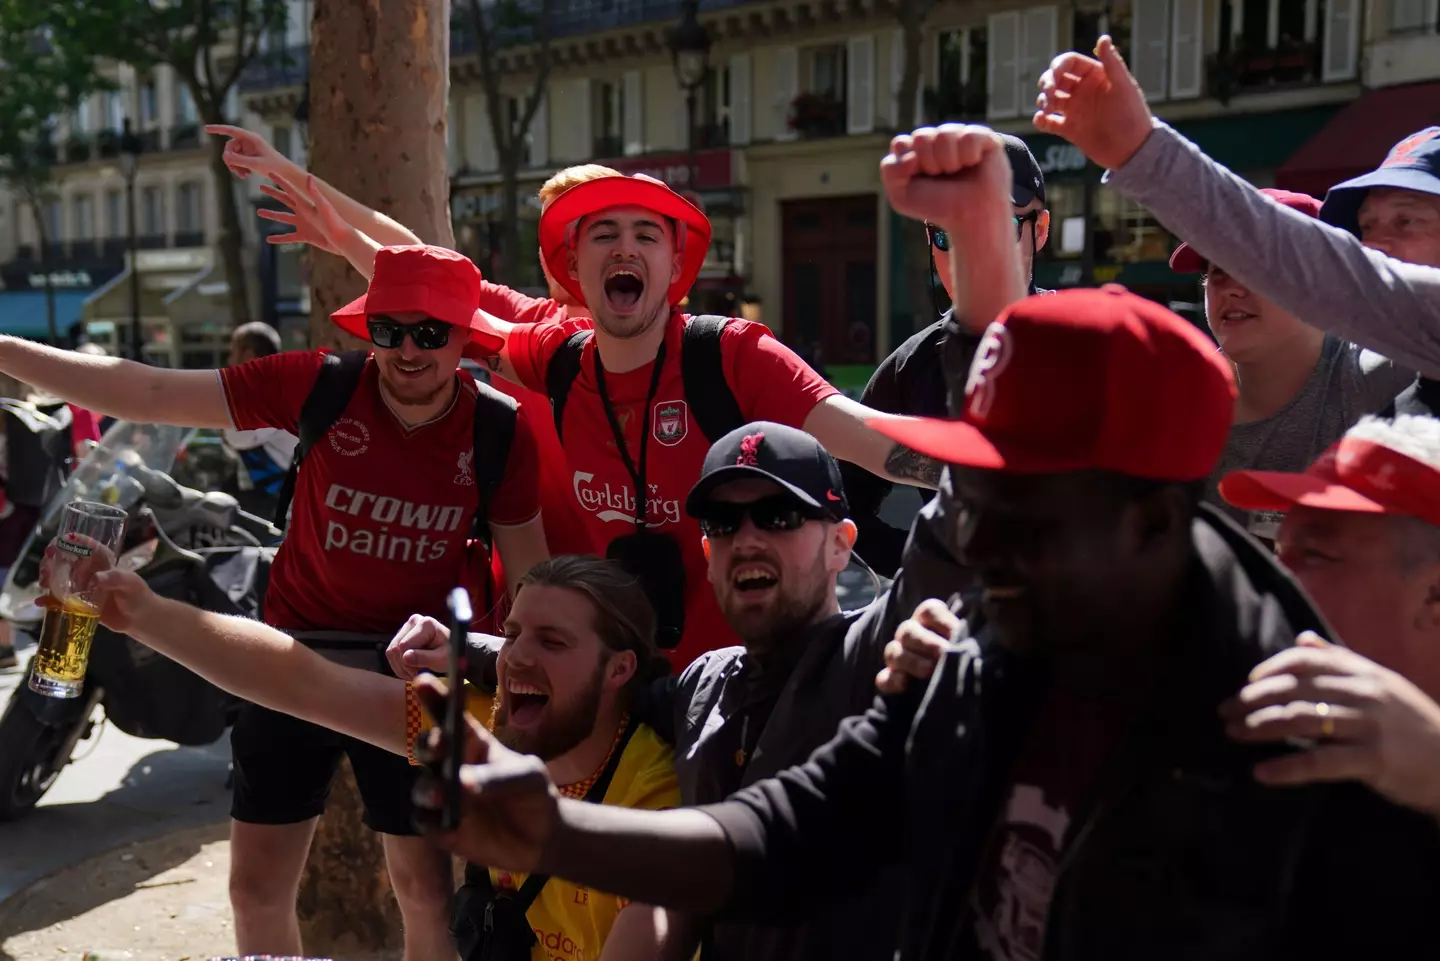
{"left": 781, "top": 194, "right": 879, "bottom": 367}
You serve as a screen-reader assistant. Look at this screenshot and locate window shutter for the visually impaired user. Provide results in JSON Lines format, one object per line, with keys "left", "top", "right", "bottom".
{"left": 286, "top": 0, "right": 306, "bottom": 48}
{"left": 467, "top": 94, "right": 497, "bottom": 172}
{"left": 1130, "top": 0, "right": 1171, "bottom": 101}
{"left": 1019, "top": 7, "right": 1057, "bottom": 115}
{"left": 1170, "top": 0, "right": 1204, "bottom": 98}
{"left": 623, "top": 70, "right": 645, "bottom": 154}
{"left": 1322, "top": 0, "right": 1359, "bottom": 81}
{"left": 986, "top": 12, "right": 1020, "bottom": 119}
{"left": 774, "top": 46, "right": 798, "bottom": 141}
{"left": 847, "top": 35, "right": 875, "bottom": 133}
{"left": 729, "top": 53, "right": 751, "bottom": 144}
{"left": 1391, "top": 0, "right": 1428, "bottom": 31}
{"left": 530, "top": 92, "right": 549, "bottom": 167}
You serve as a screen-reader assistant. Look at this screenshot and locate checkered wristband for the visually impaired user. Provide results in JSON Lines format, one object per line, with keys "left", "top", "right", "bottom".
{"left": 405, "top": 680, "right": 424, "bottom": 767}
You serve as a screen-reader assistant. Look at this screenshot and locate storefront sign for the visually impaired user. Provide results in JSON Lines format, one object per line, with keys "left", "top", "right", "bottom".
{"left": 1037, "top": 143, "right": 1088, "bottom": 176}
{"left": 135, "top": 248, "right": 211, "bottom": 272}
{"left": 608, "top": 150, "right": 733, "bottom": 192}
{"left": 26, "top": 270, "right": 94, "bottom": 289}
{"left": 452, "top": 191, "right": 542, "bottom": 223}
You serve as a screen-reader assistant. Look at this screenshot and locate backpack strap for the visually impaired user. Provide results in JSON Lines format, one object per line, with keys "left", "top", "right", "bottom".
{"left": 468, "top": 380, "right": 518, "bottom": 617}
{"left": 543, "top": 329, "right": 594, "bottom": 438}
{"left": 681, "top": 315, "right": 745, "bottom": 443}
{"left": 274, "top": 350, "right": 369, "bottom": 530}
{"left": 462, "top": 714, "right": 641, "bottom": 908}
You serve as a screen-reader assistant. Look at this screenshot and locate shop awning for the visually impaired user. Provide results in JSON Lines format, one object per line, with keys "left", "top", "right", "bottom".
{"left": 0, "top": 289, "right": 93, "bottom": 340}
{"left": 1276, "top": 82, "right": 1440, "bottom": 198}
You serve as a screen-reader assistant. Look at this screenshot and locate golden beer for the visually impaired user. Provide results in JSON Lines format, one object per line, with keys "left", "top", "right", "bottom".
{"left": 29, "top": 594, "right": 103, "bottom": 698}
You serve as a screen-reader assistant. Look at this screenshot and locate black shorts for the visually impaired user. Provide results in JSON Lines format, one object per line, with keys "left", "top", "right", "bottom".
{"left": 229, "top": 701, "right": 420, "bottom": 836}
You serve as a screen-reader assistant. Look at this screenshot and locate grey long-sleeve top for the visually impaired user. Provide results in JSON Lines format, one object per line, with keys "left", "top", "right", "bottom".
{"left": 1105, "top": 121, "right": 1440, "bottom": 380}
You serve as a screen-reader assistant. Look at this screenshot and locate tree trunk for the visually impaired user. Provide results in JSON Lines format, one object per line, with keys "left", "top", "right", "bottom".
{"left": 497, "top": 152, "right": 521, "bottom": 281}
{"left": 32, "top": 202, "right": 58, "bottom": 345}
{"left": 306, "top": 0, "right": 454, "bottom": 352}
{"left": 296, "top": 1, "right": 456, "bottom": 952}
{"left": 202, "top": 102, "right": 255, "bottom": 327}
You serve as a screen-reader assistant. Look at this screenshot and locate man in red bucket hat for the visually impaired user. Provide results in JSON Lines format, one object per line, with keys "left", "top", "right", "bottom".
{"left": 252, "top": 164, "right": 947, "bottom": 668}
{"left": 0, "top": 242, "right": 550, "bottom": 961}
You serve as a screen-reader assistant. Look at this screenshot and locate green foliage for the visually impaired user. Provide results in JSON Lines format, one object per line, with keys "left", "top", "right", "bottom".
{"left": 0, "top": 0, "right": 110, "bottom": 197}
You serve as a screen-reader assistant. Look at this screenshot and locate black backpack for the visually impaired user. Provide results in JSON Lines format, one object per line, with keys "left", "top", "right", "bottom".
{"left": 272, "top": 351, "right": 518, "bottom": 604}
{"left": 543, "top": 314, "right": 744, "bottom": 441}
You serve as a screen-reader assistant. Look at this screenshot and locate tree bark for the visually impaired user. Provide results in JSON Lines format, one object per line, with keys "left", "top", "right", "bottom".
{"left": 295, "top": 1, "right": 456, "bottom": 951}
{"left": 306, "top": 0, "right": 454, "bottom": 350}
{"left": 203, "top": 103, "right": 255, "bottom": 327}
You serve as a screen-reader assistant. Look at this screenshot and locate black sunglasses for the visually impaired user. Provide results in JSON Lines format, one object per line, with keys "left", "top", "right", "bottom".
{"left": 926, "top": 212, "right": 1041, "bottom": 252}
{"left": 366, "top": 317, "right": 453, "bottom": 351}
{"left": 698, "top": 496, "right": 825, "bottom": 539}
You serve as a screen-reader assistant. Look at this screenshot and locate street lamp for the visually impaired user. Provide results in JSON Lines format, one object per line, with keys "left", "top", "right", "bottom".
{"left": 668, "top": 0, "right": 711, "bottom": 192}
{"left": 118, "top": 118, "right": 143, "bottom": 361}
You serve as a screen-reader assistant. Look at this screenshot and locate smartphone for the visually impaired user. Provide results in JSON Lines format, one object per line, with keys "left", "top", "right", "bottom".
{"left": 442, "top": 586, "right": 473, "bottom": 832}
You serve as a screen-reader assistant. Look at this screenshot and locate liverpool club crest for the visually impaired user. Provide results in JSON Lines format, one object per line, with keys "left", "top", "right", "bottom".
{"left": 653, "top": 400, "right": 688, "bottom": 447}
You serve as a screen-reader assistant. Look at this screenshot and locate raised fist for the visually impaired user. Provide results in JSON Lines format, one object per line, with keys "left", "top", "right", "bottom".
{"left": 1034, "top": 35, "right": 1154, "bottom": 171}
{"left": 880, "top": 124, "right": 1014, "bottom": 230}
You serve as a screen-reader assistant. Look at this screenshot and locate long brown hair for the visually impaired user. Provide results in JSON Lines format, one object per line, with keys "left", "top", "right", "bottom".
{"left": 515, "top": 555, "right": 669, "bottom": 693}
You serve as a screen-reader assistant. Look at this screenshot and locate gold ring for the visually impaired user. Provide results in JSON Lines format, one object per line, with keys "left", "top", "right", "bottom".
{"left": 1315, "top": 701, "right": 1336, "bottom": 738}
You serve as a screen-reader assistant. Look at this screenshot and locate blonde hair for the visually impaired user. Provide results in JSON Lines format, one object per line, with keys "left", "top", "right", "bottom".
{"left": 538, "top": 164, "right": 623, "bottom": 209}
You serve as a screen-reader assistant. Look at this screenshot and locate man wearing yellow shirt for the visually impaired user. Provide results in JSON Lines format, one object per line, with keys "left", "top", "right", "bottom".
{"left": 61, "top": 551, "right": 681, "bottom": 961}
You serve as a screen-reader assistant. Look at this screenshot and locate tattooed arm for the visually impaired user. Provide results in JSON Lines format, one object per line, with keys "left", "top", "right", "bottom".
{"left": 803, "top": 396, "right": 943, "bottom": 490}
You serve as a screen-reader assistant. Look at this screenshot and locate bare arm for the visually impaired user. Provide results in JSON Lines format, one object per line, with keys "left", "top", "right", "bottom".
{"left": 305, "top": 173, "right": 425, "bottom": 249}
{"left": 0, "top": 336, "right": 232, "bottom": 427}
{"left": 121, "top": 589, "right": 408, "bottom": 755}
{"left": 804, "top": 395, "right": 942, "bottom": 489}
{"left": 490, "top": 514, "right": 549, "bottom": 597}
{"left": 598, "top": 905, "right": 695, "bottom": 961}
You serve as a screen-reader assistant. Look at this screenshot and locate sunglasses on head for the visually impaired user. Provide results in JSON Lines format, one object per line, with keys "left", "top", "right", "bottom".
{"left": 366, "top": 316, "right": 453, "bottom": 351}
{"left": 698, "top": 495, "right": 826, "bottom": 539}
{"left": 926, "top": 212, "right": 1041, "bottom": 252}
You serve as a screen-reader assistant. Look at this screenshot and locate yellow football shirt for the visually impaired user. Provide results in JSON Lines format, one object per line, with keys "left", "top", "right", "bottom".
{"left": 430, "top": 684, "right": 680, "bottom": 961}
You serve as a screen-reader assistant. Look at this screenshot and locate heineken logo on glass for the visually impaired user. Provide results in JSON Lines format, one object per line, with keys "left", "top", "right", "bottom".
{"left": 57, "top": 536, "right": 93, "bottom": 558}
{"left": 653, "top": 400, "right": 689, "bottom": 447}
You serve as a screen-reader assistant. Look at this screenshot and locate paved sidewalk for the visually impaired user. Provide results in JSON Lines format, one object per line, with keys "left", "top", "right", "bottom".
{"left": 0, "top": 641, "right": 234, "bottom": 907}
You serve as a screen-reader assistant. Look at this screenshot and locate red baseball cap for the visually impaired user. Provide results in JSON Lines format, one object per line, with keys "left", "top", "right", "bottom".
{"left": 331, "top": 245, "right": 504, "bottom": 354}
{"left": 537, "top": 174, "right": 712, "bottom": 307}
{"left": 1220, "top": 434, "right": 1440, "bottom": 528}
{"left": 868, "top": 285, "right": 1236, "bottom": 480}
{"left": 1169, "top": 188, "right": 1322, "bottom": 273}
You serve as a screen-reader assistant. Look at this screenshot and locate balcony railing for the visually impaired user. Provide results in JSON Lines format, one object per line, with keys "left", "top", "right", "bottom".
{"left": 693, "top": 121, "right": 728, "bottom": 149}
{"left": 592, "top": 134, "right": 624, "bottom": 158}
{"left": 64, "top": 137, "right": 93, "bottom": 163}
{"left": 1208, "top": 41, "right": 1322, "bottom": 101}
{"left": 101, "top": 238, "right": 127, "bottom": 258}
{"left": 170, "top": 123, "right": 202, "bottom": 150}
{"left": 138, "top": 128, "right": 163, "bottom": 153}
{"left": 173, "top": 230, "right": 205, "bottom": 248}
{"left": 238, "top": 45, "right": 310, "bottom": 92}
{"left": 96, "top": 129, "right": 122, "bottom": 159}
{"left": 14, "top": 245, "right": 35, "bottom": 262}
{"left": 137, "top": 234, "right": 169, "bottom": 250}
{"left": 788, "top": 92, "right": 846, "bottom": 139}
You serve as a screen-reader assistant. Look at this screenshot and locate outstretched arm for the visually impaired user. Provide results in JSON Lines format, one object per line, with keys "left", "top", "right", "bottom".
{"left": 0, "top": 337, "right": 232, "bottom": 427}
{"left": 207, "top": 124, "right": 424, "bottom": 248}
{"left": 88, "top": 569, "right": 408, "bottom": 755}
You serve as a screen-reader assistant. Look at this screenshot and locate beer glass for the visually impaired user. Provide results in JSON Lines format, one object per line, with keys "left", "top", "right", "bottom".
{"left": 28, "top": 501, "right": 128, "bottom": 699}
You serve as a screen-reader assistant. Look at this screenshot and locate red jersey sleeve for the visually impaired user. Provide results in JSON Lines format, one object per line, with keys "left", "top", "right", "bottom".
{"left": 501, "top": 320, "right": 580, "bottom": 394}
{"left": 476, "top": 280, "right": 566, "bottom": 328}
{"left": 721, "top": 320, "right": 840, "bottom": 427}
{"left": 218, "top": 350, "right": 325, "bottom": 433}
{"left": 486, "top": 396, "right": 542, "bottom": 526}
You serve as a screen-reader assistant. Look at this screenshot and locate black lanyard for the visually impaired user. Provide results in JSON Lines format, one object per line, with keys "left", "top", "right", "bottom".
{"left": 593, "top": 341, "right": 668, "bottom": 528}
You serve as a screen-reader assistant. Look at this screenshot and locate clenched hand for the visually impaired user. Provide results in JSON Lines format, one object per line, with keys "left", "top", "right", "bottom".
{"left": 1034, "top": 35, "right": 1154, "bottom": 171}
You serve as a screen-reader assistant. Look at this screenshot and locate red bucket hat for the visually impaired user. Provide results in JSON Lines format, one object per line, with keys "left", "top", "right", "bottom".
{"left": 868, "top": 285, "right": 1236, "bottom": 481}
{"left": 537, "top": 174, "right": 712, "bottom": 307}
{"left": 1169, "top": 188, "right": 1322, "bottom": 273}
{"left": 331, "top": 245, "right": 504, "bottom": 354}
{"left": 1221, "top": 432, "right": 1440, "bottom": 529}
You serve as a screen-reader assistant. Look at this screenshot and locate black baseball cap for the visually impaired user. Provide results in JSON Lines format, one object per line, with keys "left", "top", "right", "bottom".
{"left": 1001, "top": 134, "right": 1046, "bottom": 207}
{"left": 686, "top": 422, "right": 850, "bottom": 519}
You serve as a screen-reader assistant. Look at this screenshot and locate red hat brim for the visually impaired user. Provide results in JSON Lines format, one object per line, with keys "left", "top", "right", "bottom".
{"left": 332, "top": 286, "right": 505, "bottom": 355}
{"left": 1218, "top": 470, "right": 1390, "bottom": 516}
{"left": 867, "top": 415, "right": 1094, "bottom": 475}
{"left": 1169, "top": 243, "right": 1205, "bottom": 274}
{"left": 538, "top": 177, "right": 712, "bottom": 307}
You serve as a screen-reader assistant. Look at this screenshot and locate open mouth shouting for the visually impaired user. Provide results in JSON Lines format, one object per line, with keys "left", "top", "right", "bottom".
{"left": 603, "top": 264, "right": 646, "bottom": 314}
{"left": 503, "top": 678, "right": 550, "bottom": 728}
{"left": 730, "top": 561, "right": 781, "bottom": 597}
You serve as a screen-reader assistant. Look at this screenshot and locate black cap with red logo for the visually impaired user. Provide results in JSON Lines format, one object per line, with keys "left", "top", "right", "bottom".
{"left": 686, "top": 421, "right": 850, "bottom": 520}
